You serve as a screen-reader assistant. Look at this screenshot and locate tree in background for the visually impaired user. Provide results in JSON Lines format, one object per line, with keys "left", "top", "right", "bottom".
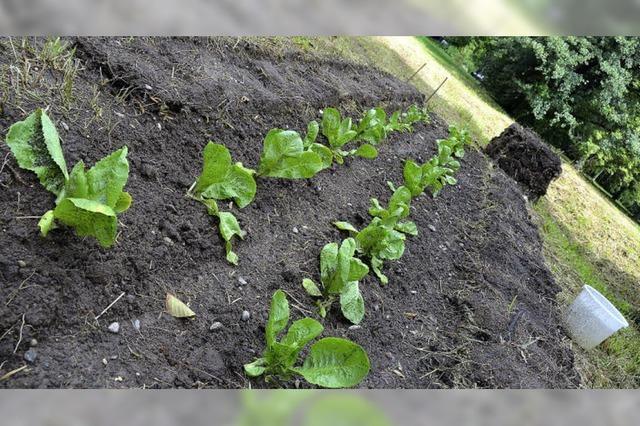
{"left": 448, "top": 37, "right": 640, "bottom": 218}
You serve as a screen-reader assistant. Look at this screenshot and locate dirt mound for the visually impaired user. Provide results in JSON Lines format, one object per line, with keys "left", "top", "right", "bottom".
{"left": 0, "top": 37, "right": 578, "bottom": 388}
{"left": 485, "top": 123, "right": 562, "bottom": 200}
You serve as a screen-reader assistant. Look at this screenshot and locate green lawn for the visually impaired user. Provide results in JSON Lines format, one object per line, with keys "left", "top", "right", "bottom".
{"left": 287, "top": 36, "right": 640, "bottom": 388}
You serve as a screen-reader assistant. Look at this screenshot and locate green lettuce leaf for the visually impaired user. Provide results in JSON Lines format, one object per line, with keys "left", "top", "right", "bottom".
{"left": 258, "top": 129, "right": 324, "bottom": 179}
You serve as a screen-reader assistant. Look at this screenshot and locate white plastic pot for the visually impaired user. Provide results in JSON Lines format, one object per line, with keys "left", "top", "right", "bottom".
{"left": 563, "top": 285, "right": 629, "bottom": 350}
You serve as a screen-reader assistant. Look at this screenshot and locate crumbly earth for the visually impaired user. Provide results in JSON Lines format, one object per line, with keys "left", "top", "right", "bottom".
{"left": 485, "top": 123, "right": 563, "bottom": 200}
{"left": 0, "top": 37, "right": 579, "bottom": 388}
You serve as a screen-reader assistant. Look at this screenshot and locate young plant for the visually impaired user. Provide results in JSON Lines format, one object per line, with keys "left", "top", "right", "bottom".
{"left": 302, "top": 238, "right": 369, "bottom": 324}
{"left": 334, "top": 187, "right": 414, "bottom": 285}
{"left": 244, "top": 290, "right": 370, "bottom": 388}
{"left": 386, "top": 105, "right": 429, "bottom": 133}
{"left": 403, "top": 125, "right": 469, "bottom": 197}
{"left": 354, "top": 107, "right": 387, "bottom": 146}
{"left": 188, "top": 142, "right": 256, "bottom": 264}
{"left": 5, "top": 108, "right": 131, "bottom": 247}
{"left": 258, "top": 128, "right": 327, "bottom": 178}
{"left": 320, "top": 108, "right": 377, "bottom": 164}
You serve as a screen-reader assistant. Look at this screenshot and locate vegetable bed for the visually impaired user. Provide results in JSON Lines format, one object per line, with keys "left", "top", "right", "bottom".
{"left": 0, "top": 37, "right": 579, "bottom": 388}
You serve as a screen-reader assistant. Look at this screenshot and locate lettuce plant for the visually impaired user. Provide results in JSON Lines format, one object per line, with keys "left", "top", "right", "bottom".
{"left": 188, "top": 142, "right": 256, "bottom": 264}
{"left": 354, "top": 107, "right": 387, "bottom": 145}
{"left": 302, "top": 238, "right": 369, "bottom": 324}
{"left": 320, "top": 108, "right": 377, "bottom": 164}
{"left": 258, "top": 128, "right": 328, "bottom": 179}
{"left": 5, "top": 108, "right": 131, "bottom": 247}
{"left": 244, "top": 290, "right": 370, "bottom": 388}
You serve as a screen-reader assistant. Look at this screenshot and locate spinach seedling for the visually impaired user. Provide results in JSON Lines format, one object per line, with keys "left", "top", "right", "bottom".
{"left": 302, "top": 238, "right": 369, "bottom": 324}
{"left": 5, "top": 108, "right": 132, "bottom": 247}
{"left": 188, "top": 142, "right": 256, "bottom": 264}
{"left": 244, "top": 289, "right": 370, "bottom": 388}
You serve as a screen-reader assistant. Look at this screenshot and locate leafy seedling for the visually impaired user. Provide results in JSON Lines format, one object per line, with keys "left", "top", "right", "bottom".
{"left": 244, "top": 290, "right": 370, "bottom": 388}
{"left": 258, "top": 128, "right": 327, "bottom": 178}
{"left": 354, "top": 107, "right": 387, "bottom": 146}
{"left": 320, "top": 108, "right": 376, "bottom": 163}
{"left": 302, "top": 238, "right": 369, "bottom": 324}
{"left": 188, "top": 142, "right": 255, "bottom": 264}
{"left": 5, "top": 108, "right": 131, "bottom": 247}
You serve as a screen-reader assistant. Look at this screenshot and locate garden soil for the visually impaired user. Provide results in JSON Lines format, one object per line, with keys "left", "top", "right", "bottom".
{"left": 0, "top": 37, "right": 580, "bottom": 388}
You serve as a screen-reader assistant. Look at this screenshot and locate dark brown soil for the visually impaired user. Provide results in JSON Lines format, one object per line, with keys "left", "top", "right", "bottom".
{"left": 485, "top": 123, "right": 562, "bottom": 200}
{"left": 0, "top": 37, "right": 579, "bottom": 388}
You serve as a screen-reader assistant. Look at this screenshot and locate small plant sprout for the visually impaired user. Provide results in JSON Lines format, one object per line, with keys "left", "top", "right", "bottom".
{"left": 5, "top": 108, "right": 132, "bottom": 247}
{"left": 302, "top": 237, "right": 370, "bottom": 324}
{"left": 188, "top": 142, "right": 256, "bottom": 264}
{"left": 244, "top": 290, "right": 370, "bottom": 388}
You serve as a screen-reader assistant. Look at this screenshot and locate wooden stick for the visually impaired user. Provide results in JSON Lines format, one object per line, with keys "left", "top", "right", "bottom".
{"left": 406, "top": 63, "right": 427, "bottom": 82}
{"left": 95, "top": 291, "right": 125, "bottom": 320}
{"left": 425, "top": 77, "right": 448, "bottom": 105}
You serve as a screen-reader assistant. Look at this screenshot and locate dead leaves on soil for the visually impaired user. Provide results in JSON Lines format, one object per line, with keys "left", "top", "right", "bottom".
{"left": 165, "top": 293, "right": 195, "bottom": 318}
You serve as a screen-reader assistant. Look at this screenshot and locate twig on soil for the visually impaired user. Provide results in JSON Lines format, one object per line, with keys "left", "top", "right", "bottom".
{"left": 13, "top": 313, "right": 25, "bottom": 354}
{"left": 14, "top": 216, "right": 41, "bottom": 219}
{"left": 6, "top": 270, "right": 36, "bottom": 306}
{"left": 425, "top": 77, "right": 448, "bottom": 105}
{"left": 0, "top": 365, "right": 27, "bottom": 382}
{"left": 0, "top": 152, "right": 11, "bottom": 176}
{"left": 94, "top": 291, "right": 126, "bottom": 320}
{"left": 405, "top": 62, "right": 427, "bottom": 83}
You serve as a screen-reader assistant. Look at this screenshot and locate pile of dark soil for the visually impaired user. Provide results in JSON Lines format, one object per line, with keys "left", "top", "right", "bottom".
{"left": 0, "top": 37, "right": 579, "bottom": 388}
{"left": 485, "top": 123, "right": 562, "bottom": 200}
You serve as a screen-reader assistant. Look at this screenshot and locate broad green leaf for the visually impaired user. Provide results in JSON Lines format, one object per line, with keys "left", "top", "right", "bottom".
{"left": 403, "top": 159, "right": 424, "bottom": 197}
{"left": 388, "top": 186, "right": 412, "bottom": 219}
{"left": 281, "top": 318, "right": 323, "bottom": 352}
{"left": 258, "top": 130, "right": 323, "bottom": 179}
{"left": 395, "top": 221, "right": 418, "bottom": 236}
{"left": 266, "top": 290, "right": 290, "bottom": 348}
{"left": 321, "top": 108, "right": 341, "bottom": 145}
{"left": 195, "top": 142, "right": 256, "bottom": 208}
{"left": 354, "top": 144, "right": 378, "bottom": 159}
{"left": 309, "top": 143, "right": 333, "bottom": 169}
{"left": 114, "top": 191, "right": 132, "bottom": 213}
{"left": 295, "top": 337, "right": 370, "bottom": 388}
{"left": 333, "top": 221, "right": 358, "bottom": 233}
{"left": 86, "top": 147, "right": 129, "bottom": 208}
{"left": 38, "top": 210, "right": 56, "bottom": 236}
{"left": 329, "top": 238, "right": 356, "bottom": 294}
{"left": 340, "top": 281, "right": 365, "bottom": 324}
{"left": 303, "top": 121, "right": 319, "bottom": 147}
{"left": 218, "top": 211, "right": 246, "bottom": 242}
{"left": 5, "top": 108, "right": 69, "bottom": 196}
{"left": 53, "top": 198, "right": 117, "bottom": 247}
{"left": 302, "top": 278, "right": 322, "bottom": 297}
{"left": 201, "top": 198, "right": 219, "bottom": 216}
{"left": 63, "top": 161, "right": 88, "bottom": 199}
{"left": 319, "top": 242, "right": 339, "bottom": 289}
{"left": 347, "top": 257, "right": 369, "bottom": 282}
{"left": 225, "top": 241, "right": 239, "bottom": 265}
{"left": 244, "top": 358, "right": 266, "bottom": 377}
{"left": 165, "top": 293, "right": 196, "bottom": 318}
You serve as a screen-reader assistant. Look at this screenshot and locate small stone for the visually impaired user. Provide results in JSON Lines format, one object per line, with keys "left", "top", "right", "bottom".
{"left": 17, "top": 260, "right": 27, "bottom": 268}
{"left": 410, "top": 290, "right": 417, "bottom": 295}
{"left": 24, "top": 348, "right": 37, "bottom": 363}
{"left": 209, "top": 322, "right": 223, "bottom": 331}
{"left": 144, "top": 84, "right": 153, "bottom": 90}
{"left": 238, "top": 277, "right": 247, "bottom": 286}
{"left": 374, "top": 304, "right": 380, "bottom": 312}
{"left": 241, "top": 310, "right": 250, "bottom": 321}
{"left": 29, "top": 338, "right": 38, "bottom": 347}
{"left": 102, "top": 358, "right": 108, "bottom": 366}
{"left": 114, "top": 112, "right": 125, "bottom": 118}
{"left": 385, "top": 352, "right": 394, "bottom": 360}
{"left": 163, "top": 236, "right": 174, "bottom": 246}
{"left": 110, "top": 355, "right": 118, "bottom": 360}
{"left": 132, "top": 319, "right": 141, "bottom": 331}
{"left": 61, "top": 122, "right": 70, "bottom": 131}
{"left": 108, "top": 322, "right": 120, "bottom": 333}
{"left": 292, "top": 227, "right": 299, "bottom": 234}
{"left": 348, "top": 325, "right": 361, "bottom": 331}
{"left": 428, "top": 225, "right": 436, "bottom": 232}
